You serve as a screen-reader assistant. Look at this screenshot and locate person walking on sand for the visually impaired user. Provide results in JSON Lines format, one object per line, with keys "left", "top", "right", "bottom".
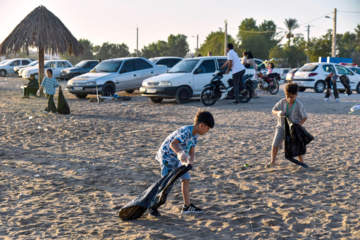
{"left": 149, "top": 110, "right": 215, "bottom": 217}
{"left": 37, "top": 69, "right": 58, "bottom": 114}
{"left": 266, "top": 83, "right": 308, "bottom": 168}
{"left": 221, "top": 43, "right": 246, "bottom": 104}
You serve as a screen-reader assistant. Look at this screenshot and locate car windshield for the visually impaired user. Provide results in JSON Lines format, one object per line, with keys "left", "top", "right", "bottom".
{"left": 299, "top": 64, "right": 318, "bottom": 72}
{"left": 351, "top": 67, "right": 360, "bottom": 74}
{"left": 93, "top": 61, "right": 123, "bottom": 73}
{"left": 168, "top": 60, "right": 200, "bottom": 73}
{"left": 75, "top": 61, "right": 88, "bottom": 68}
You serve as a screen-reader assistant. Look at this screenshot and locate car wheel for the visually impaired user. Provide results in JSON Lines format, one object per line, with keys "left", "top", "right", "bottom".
{"left": 0, "top": 70, "right": 7, "bottom": 77}
{"left": 314, "top": 80, "right": 325, "bottom": 93}
{"left": 125, "top": 90, "right": 135, "bottom": 94}
{"left": 175, "top": 86, "right": 192, "bottom": 104}
{"left": 102, "top": 82, "right": 116, "bottom": 96}
{"left": 356, "top": 83, "right": 360, "bottom": 94}
{"left": 338, "top": 90, "right": 346, "bottom": 93}
{"left": 298, "top": 87, "right": 306, "bottom": 92}
{"left": 148, "top": 97, "right": 163, "bottom": 103}
{"left": 75, "top": 93, "right": 88, "bottom": 99}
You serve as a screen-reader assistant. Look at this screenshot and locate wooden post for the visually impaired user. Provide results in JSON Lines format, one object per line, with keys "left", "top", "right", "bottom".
{"left": 38, "top": 48, "right": 45, "bottom": 97}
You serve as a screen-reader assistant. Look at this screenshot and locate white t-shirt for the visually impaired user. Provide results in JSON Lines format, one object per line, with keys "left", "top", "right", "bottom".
{"left": 227, "top": 49, "right": 245, "bottom": 74}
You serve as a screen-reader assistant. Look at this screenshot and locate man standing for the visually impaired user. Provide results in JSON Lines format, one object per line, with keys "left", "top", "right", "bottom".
{"left": 221, "top": 43, "right": 246, "bottom": 104}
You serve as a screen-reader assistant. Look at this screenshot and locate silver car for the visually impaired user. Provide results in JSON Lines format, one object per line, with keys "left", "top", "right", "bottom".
{"left": 67, "top": 57, "right": 167, "bottom": 99}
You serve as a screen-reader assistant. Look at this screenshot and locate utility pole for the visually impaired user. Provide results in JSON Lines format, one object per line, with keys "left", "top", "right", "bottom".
{"left": 306, "top": 25, "right": 313, "bottom": 63}
{"left": 224, "top": 20, "right": 228, "bottom": 56}
{"left": 196, "top": 34, "right": 199, "bottom": 56}
{"left": 332, "top": 8, "right": 337, "bottom": 57}
{"left": 136, "top": 27, "right": 139, "bottom": 57}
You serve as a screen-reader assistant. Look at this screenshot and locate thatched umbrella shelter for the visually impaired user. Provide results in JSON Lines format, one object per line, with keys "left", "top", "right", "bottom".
{"left": 0, "top": 5, "right": 83, "bottom": 95}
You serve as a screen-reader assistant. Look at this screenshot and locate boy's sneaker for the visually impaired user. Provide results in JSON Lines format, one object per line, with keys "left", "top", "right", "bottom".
{"left": 324, "top": 98, "right": 329, "bottom": 102}
{"left": 182, "top": 203, "right": 203, "bottom": 214}
{"left": 147, "top": 207, "right": 161, "bottom": 217}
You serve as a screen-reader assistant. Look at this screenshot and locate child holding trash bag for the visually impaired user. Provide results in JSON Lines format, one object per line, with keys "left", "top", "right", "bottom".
{"left": 150, "top": 110, "right": 215, "bottom": 216}
{"left": 324, "top": 72, "right": 339, "bottom": 102}
{"left": 266, "top": 83, "right": 308, "bottom": 168}
{"left": 37, "top": 69, "right": 58, "bottom": 113}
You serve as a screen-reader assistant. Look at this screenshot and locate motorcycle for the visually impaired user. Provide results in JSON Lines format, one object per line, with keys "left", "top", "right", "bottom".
{"left": 256, "top": 59, "right": 280, "bottom": 95}
{"left": 200, "top": 69, "right": 254, "bottom": 106}
{"left": 257, "top": 71, "right": 280, "bottom": 95}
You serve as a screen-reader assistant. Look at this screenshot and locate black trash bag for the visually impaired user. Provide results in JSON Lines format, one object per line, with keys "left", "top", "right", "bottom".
{"left": 284, "top": 117, "right": 314, "bottom": 168}
{"left": 339, "top": 75, "right": 352, "bottom": 95}
{"left": 119, "top": 165, "right": 192, "bottom": 220}
{"left": 57, "top": 86, "right": 70, "bottom": 114}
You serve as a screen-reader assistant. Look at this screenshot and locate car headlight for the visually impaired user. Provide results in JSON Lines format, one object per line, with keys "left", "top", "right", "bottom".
{"left": 86, "top": 81, "right": 96, "bottom": 86}
{"left": 159, "top": 81, "right": 172, "bottom": 86}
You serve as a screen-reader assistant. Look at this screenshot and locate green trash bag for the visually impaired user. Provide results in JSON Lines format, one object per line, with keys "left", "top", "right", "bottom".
{"left": 57, "top": 86, "right": 70, "bottom": 114}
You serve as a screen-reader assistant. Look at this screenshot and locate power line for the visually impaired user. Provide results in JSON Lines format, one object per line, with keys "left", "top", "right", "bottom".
{"left": 338, "top": 11, "right": 360, "bottom": 13}
{"left": 299, "top": 12, "right": 333, "bottom": 26}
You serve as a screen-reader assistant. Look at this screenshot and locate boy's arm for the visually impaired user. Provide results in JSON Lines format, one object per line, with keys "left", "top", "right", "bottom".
{"left": 170, "top": 139, "right": 181, "bottom": 154}
{"left": 188, "top": 147, "right": 195, "bottom": 167}
{"left": 272, "top": 109, "right": 284, "bottom": 116}
{"left": 299, "top": 118, "right": 307, "bottom": 126}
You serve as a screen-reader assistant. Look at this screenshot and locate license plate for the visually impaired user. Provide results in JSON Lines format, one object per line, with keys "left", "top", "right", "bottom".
{"left": 73, "top": 87, "right": 83, "bottom": 91}
{"left": 147, "top": 89, "right": 156, "bottom": 93}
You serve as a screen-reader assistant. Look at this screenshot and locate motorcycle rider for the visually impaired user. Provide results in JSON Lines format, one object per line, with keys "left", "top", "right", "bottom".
{"left": 221, "top": 43, "right": 246, "bottom": 104}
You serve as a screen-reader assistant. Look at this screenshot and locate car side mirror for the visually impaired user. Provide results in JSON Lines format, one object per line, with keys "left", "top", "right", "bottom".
{"left": 194, "top": 68, "right": 202, "bottom": 74}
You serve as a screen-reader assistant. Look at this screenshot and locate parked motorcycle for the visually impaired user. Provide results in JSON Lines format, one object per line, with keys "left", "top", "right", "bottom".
{"left": 200, "top": 69, "right": 254, "bottom": 106}
{"left": 257, "top": 71, "right": 280, "bottom": 95}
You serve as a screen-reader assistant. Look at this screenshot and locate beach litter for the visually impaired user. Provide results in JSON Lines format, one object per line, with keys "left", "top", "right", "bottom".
{"left": 34, "top": 174, "right": 40, "bottom": 177}
{"left": 37, "top": 126, "right": 42, "bottom": 129}
{"left": 29, "top": 116, "right": 33, "bottom": 120}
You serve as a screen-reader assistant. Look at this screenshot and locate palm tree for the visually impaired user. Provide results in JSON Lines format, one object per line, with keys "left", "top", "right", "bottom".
{"left": 284, "top": 18, "right": 300, "bottom": 46}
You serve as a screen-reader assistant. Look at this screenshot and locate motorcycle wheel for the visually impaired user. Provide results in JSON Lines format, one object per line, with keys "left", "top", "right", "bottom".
{"left": 200, "top": 87, "right": 219, "bottom": 106}
{"left": 239, "top": 87, "right": 252, "bottom": 103}
{"left": 269, "top": 80, "right": 279, "bottom": 95}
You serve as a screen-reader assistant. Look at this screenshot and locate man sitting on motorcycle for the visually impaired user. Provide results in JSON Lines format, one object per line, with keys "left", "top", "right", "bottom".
{"left": 221, "top": 43, "right": 246, "bottom": 104}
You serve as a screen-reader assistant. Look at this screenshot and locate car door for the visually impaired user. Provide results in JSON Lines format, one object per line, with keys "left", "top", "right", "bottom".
{"left": 335, "top": 65, "right": 358, "bottom": 89}
{"left": 322, "top": 64, "right": 335, "bottom": 78}
{"left": 9, "top": 60, "right": 21, "bottom": 74}
{"left": 118, "top": 60, "right": 137, "bottom": 90}
{"left": 133, "top": 59, "right": 155, "bottom": 85}
{"left": 192, "top": 59, "right": 216, "bottom": 95}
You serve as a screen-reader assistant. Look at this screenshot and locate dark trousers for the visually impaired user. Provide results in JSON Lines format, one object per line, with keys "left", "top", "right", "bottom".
{"left": 45, "top": 94, "right": 57, "bottom": 113}
{"left": 23, "top": 87, "right": 38, "bottom": 96}
{"left": 232, "top": 69, "right": 245, "bottom": 102}
{"left": 325, "top": 78, "right": 339, "bottom": 99}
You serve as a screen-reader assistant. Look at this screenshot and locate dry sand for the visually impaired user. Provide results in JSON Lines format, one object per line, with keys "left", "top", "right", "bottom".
{"left": 1, "top": 76, "right": 360, "bottom": 239}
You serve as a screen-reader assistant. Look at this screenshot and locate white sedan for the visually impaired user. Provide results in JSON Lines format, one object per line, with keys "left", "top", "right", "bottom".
{"left": 293, "top": 62, "right": 360, "bottom": 93}
{"left": 67, "top": 57, "right": 167, "bottom": 99}
{"left": 22, "top": 60, "right": 73, "bottom": 80}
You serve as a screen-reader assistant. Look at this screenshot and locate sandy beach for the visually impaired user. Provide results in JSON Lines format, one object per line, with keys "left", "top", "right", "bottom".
{"left": 1, "top": 76, "right": 360, "bottom": 239}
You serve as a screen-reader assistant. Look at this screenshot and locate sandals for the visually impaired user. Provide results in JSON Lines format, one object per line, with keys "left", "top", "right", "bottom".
{"left": 265, "top": 162, "right": 276, "bottom": 168}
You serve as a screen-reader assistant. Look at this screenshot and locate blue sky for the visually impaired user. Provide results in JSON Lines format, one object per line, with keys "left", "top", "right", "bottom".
{"left": 0, "top": 0, "right": 359, "bottom": 54}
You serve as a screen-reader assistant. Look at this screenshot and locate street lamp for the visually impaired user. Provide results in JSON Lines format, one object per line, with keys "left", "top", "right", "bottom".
{"left": 325, "top": 8, "right": 337, "bottom": 58}
{"left": 192, "top": 35, "right": 199, "bottom": 56}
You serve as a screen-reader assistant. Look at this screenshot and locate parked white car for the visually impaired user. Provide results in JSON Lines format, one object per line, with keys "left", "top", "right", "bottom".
{"left": 140, "top": 56, "right": 237, "bottom": 104}
{"left": 22, "top": 60, "right": 73, "bottom": 80}
{"left": 15, "top": 60, "right": 38, "bottom": 75}
{"left": 67, "top": 57, "right": 167, "bottom": 99}
{"left": 0, "top": 58, "right": 32, "bottom": 76}
{"left": 149, "top": 57, "right": 183, "bottom": 71}
{"left": 293, "top": 62, "right": 360, "bottom": 93}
